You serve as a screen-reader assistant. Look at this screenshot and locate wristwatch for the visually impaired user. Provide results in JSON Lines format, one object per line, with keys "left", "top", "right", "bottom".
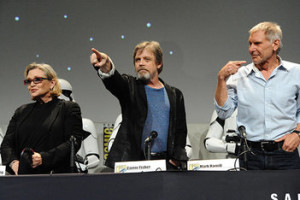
{"left": 292, "top": 130, "right": 300, "bottom": 138}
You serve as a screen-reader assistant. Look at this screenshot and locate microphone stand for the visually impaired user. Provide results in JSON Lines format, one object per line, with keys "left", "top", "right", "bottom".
{"left": 238, "top": 126, "right": 248, "bottom": 170}
{"left": 70, "top": 135, "right": 77, "bottom": 173}
{"left": 242, "top": 137, "right": 248, "bottom": 170}
{"left": 146, "top": 140, "right": 152, "bottom": 160}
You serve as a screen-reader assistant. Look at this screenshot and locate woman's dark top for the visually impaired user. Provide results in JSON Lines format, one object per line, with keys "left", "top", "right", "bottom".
{"left": 18, "top": 98, "right": 58, "bottom": 153}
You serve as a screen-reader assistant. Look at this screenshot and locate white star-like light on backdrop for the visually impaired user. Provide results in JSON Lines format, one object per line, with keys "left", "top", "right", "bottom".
{"left": 146, "top": 22, "right": 174, "bottom": 56}
{"left": 12, "top": 14, "right": 174, "bottom": 73}
{"left": 14, "top": 16, "right": 42, "bottom": 59}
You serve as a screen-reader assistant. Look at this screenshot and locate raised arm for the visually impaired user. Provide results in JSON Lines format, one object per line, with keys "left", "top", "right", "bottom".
{"left": 215, "top": 61, "right": 246, "bottom": 106}
{"left": 90, "top": 48, "right": 112, "bottom": 73}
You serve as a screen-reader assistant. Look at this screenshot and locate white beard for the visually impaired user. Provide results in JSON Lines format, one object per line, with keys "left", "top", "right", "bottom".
{"left": 137, "top": 71, "right": 151, "bottom": 82}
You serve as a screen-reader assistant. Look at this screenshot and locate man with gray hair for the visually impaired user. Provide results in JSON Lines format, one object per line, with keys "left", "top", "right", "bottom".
{"left": 90, "top": 41, "right": 188, "bottom": 170}
{"left": 215, "top": 22, "right": 300, "bottom": 170}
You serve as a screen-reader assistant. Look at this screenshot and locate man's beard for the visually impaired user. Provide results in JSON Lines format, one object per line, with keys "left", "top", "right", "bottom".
{"left": 136, "top": 71, "right": 151, "bottom": 83}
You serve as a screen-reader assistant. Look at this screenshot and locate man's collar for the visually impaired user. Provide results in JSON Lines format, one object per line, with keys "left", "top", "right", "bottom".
{"left": 246, "top": 56, "right": 289, "bottom": 76}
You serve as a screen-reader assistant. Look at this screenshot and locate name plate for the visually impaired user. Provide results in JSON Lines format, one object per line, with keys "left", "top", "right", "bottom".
{"left": 188, "top": 159, "right": 239, "bottom": 171}
{"left": 114, "top": 160, "right": 166, "bottom": 173}
{"left": 0, "top": 165, "right": 6, "bottom": 176}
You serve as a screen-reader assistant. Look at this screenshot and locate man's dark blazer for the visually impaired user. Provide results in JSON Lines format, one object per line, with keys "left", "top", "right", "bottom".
{"left": 103, "top": 70, "right": 188, "bottom": 168}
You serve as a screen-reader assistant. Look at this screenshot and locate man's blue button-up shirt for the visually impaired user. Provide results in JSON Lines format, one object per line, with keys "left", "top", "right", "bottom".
{"left": 215, "top": 58, "right": 300, "bottom": 141}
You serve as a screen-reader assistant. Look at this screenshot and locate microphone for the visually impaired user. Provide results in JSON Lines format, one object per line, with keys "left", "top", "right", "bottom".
{"left": 145, "top": 131, "right": 158, "bottom": 160}
{"left": 238, "top": 125, "right": 247, "bottom": 138}
{"left": 145, "top": 131, "right": 158, "bottom": 143}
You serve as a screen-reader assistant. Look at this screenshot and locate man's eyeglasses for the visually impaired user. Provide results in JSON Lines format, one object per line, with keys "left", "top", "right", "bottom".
{"left": 23, "top": 77, "right": 49, "bottom": 85}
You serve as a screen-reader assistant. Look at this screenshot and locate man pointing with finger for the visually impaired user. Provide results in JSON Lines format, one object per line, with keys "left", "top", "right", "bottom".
{"left": 215, "top": 22, "right": 300, "bottom": 170}
{"left": 90, "top": 41, "right": 188, "bottom": 170}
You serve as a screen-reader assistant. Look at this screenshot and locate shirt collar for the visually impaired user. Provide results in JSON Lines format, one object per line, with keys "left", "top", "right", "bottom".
{"left": 246, "top": 56, "right": 288, "bottom": 76}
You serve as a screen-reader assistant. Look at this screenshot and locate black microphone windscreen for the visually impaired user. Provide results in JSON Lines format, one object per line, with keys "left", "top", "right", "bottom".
{"left": 238, "top": 125, "right": 245, "bottom": 132}
{"left": 238, "top": 125, "right": 246, "bottom": 138}
{"left": 151, "top": 131, "right": 158, "bottom": 138}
